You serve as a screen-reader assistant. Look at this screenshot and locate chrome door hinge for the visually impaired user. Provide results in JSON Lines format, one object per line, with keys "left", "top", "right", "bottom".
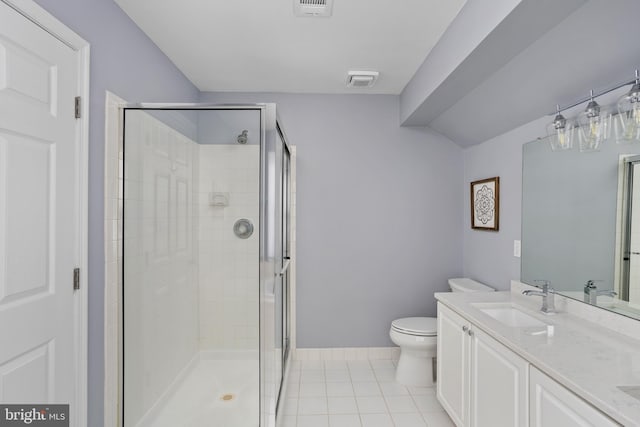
{"left": 75, "top": 96, "right": 81, "bottom": 119}
{"left": 73, "top": 268, "right": 80, "bottom": 290}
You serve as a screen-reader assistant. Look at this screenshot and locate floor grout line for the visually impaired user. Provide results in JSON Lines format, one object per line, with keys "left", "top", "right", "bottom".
{"left": 284, "top": 359, "right": 452, "bottom": 427}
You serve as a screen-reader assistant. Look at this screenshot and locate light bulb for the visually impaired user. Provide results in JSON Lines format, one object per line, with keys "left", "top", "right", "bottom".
{"left": 615, "top": 71, "right": 640, "bottom": 144}
{"left": 633, "top": 103, "right": 640, "bottom": 125}
{"left": 624, "top": 105, "right": 640, "bottom": 139}
{"left": 588, "top": 116, "right": 603, "bottom": 139}
{"left": 578, "top": 91, "right": 611, "bottom": 152}
{"left": 557, "top": 130, "right": 566, "bottom": 147}
{"left": 546, "top": 106, "right": 574, "bottom": 151}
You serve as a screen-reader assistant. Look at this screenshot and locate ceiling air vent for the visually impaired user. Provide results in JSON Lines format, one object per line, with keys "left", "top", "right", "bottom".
{"left": 294, "top": 0, "right": 334, "bottom": 17}
{"left": 346, "top": 71, "right": 379, "bottom": 88}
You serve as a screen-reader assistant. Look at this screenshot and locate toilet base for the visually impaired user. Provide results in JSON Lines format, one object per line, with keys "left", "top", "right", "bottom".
{"left": 395, "top": 348, "right": 436, "bottom": 387}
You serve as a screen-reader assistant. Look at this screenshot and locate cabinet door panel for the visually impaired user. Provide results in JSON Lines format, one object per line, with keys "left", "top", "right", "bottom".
{"left": 437, "top": 303, "right": 470, "bottom": 427}
{"left": 530, "top": 367, "right": 619, "bottom": 427}
{"left": 471, "top": 328, "right": 529, "bottom": 427}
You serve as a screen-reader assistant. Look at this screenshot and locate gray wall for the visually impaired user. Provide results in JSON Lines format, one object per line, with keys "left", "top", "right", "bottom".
{"left": 201, "top": 92, "right": 465, "bottom": 347}
{"left": 461, "top": 89, "right": 631, "bottom": 290}
{"left": 32, "top": 1, "right": 199, "bottom": 425}
{"left": 461, "top": 118, "right": 542, "bottom": 289}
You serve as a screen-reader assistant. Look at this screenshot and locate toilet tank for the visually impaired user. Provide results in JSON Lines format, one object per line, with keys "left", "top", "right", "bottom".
{"left": 448, "top": 278, "right": 494, "bottom": 292}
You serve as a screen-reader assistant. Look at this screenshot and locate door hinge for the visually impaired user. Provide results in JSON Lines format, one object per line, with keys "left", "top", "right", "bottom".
{"left": 73, "top": 268, "right": 80, "bottom": 290}
{"left": 74, "top": 96, "right": 81, "bottom": 119}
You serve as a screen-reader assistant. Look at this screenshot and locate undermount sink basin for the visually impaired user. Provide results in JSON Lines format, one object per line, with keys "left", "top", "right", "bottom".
{"left": 618, "top": 386, "right": 640, "bottom": 402}
{"left": 472, "top": 304, "right": 547, "bottom": 328}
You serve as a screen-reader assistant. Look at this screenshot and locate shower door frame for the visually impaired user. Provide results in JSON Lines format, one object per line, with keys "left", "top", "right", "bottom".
{"left": 111, "top": 102, "right": 293, "bottom": 427}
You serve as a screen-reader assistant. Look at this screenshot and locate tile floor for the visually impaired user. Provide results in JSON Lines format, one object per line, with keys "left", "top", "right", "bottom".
{"left": 278, "top": 359, "right": 455, "bottom": 427}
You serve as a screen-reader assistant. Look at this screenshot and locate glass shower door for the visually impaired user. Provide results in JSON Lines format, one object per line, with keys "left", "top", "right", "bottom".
{"left": 282, "top": 142, "right": 292, "bottom": 369}
{"left": 259, "top": 105, "right": 281, "bottom": 427}
{"left": 274, "top": 128, "right": 292, "bottom": 412}
{"left": 122, "top": 107, "right": 262, "bottom": 427}
{"left": 120, "top": 103, "right": 291, "bottom": 427}
{"left": 259, "top": 109, "right": 293, "bottom": 425}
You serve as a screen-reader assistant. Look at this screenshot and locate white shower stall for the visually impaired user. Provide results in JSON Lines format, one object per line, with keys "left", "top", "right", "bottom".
{"left": 121, "top": 105, "right": 292, "bottom": 427}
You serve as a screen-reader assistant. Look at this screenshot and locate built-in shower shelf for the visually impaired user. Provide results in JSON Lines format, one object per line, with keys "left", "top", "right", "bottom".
{"left": 209, "top": 192, "right": 229, "bottom": 207}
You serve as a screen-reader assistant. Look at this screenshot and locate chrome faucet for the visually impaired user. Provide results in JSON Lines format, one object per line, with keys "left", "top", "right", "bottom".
{"left": 523, "top": 280, "right": 556, "bottom": 314}
{"left": 584, "top": 280, "right": 617, "bottom": 305}
{"left": 584, "top": 280, "right": 601, "bottom": 304}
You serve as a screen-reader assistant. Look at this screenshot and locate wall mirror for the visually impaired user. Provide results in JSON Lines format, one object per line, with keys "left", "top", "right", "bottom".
{"left": 521, "top": 137, "right": 640, "bottom": 320}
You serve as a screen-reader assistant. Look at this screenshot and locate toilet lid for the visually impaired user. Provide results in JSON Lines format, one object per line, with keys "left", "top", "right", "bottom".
{"left": 391, "top": 317, "right": 437, "bottom": 336}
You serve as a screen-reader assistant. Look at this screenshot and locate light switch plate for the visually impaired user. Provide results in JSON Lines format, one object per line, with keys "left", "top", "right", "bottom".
{"left": 513, "top": 240, "right": 521, "bottom": 258}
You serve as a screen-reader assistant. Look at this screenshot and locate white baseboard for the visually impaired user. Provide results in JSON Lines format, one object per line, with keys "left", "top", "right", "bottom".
{"left": 293, "top": 347, "right": 400, "bottom": 361}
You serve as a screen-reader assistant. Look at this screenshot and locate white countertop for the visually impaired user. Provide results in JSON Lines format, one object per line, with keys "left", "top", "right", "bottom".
{"left": 435, "top": 290, "right": 640, "bottom": 426}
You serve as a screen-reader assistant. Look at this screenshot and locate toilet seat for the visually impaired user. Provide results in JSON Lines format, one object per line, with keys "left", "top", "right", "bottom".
{"left": 391, "top": 317, "right": 437, "bottom": 337}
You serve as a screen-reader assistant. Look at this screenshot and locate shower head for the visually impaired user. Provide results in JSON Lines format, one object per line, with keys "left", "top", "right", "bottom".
{"left": 237, "top": 130, "right": 248, "bottom": 144}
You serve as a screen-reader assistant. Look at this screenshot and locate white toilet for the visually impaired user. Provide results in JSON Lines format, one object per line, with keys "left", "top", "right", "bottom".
{"left": 389, "top": 278, "right": 494, "bottom": 387}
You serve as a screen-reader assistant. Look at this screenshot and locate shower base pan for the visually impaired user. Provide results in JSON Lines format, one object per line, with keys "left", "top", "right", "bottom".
{"left": 136, "top": 352, "right": 259, "bottom": 427}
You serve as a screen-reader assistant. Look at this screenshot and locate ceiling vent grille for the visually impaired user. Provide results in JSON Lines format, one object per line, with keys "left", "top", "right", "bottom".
{"left": 346, "top": 71, "right": 379, "bottom": 88}
{"left": 294, "top": 0, "right": 333, "bottom": 17}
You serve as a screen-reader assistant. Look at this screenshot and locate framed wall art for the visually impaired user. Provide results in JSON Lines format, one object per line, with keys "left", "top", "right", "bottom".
{"left": 470, "top": 177, "right": 499, "bottom": 231}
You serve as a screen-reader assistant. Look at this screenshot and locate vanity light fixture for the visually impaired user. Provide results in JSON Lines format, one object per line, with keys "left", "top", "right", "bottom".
{"left": 546, "top": 70, "right": 640, "bottom": 153}
{"left": 577, "top": 89, "right": 611, "bottom": 152}
{"left": 546, "top": 105, "right": 575, "bottom": 151}
{"left": 615, "top": 69, "right": 640, "bottom": 144}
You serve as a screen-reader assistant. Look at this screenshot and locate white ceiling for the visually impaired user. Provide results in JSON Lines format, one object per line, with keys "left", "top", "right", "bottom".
{"left": 114, "top": 0, "right": 466, "bottom": 94}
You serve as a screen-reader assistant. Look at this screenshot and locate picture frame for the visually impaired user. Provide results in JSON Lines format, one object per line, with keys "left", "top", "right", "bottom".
{"left": 470, "top": 177, "right": 499, "bottom": 231}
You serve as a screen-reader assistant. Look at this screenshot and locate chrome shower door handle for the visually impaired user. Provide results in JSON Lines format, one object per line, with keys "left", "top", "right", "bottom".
{"left": 278, "top": 259, "right": 291, "bottom": 277}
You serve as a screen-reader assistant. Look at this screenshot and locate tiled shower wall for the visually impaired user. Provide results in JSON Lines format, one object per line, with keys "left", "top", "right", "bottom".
{"left": 197, "top": 145, "right": 260, "bottom": 351}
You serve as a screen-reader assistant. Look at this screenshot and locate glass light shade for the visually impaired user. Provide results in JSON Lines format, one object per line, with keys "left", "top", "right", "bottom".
{"left": 577, "top": 101, "right": 611, "bottom": 152}
{"left": 615, "top": 82, "right": 640, "bottom": 144}
{"left": 546, "top": 113, "right": 574, "bottom": 151}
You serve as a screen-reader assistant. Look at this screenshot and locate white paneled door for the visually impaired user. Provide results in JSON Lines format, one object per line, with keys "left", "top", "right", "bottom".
{"left": 0, "top": 1, "right": 86, "bottom": 425}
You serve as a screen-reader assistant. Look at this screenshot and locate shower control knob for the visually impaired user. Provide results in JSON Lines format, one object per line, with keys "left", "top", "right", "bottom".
{"left": 233, "top": 218, "right": 254, "bottom": 239}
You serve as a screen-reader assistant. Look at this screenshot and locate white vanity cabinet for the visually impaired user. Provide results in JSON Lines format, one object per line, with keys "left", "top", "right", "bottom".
{"left": 437, "top": 303, "right": 528, "bottom": 427}
{"left": 470, "top": 327, "right": 529, "bottom": 426}
{"left": 530, "top": 367, "right": 619, "bottom": 427}
{"left": 437, "top": 302, "right": 470, "bottom": 426}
